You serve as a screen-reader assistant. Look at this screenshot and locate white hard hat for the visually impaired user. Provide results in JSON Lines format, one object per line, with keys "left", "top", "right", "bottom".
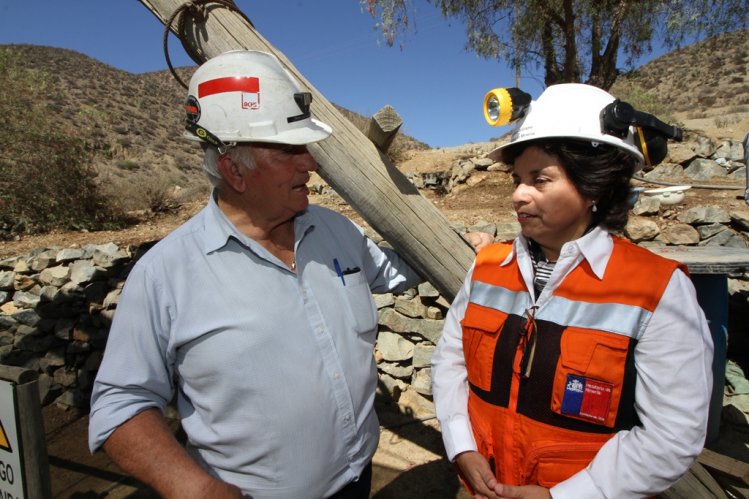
{"left": 489, "top": 83, "right": 644, "bottom": 165}
{"left": 184, "top": 50, "right": 332, "bottom": 147}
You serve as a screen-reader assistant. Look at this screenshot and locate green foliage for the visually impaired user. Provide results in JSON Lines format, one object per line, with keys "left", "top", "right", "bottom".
{"left": 362, "top": 0, "right": 748, "bottom": 90}
{"left": 0, "top": 47, "right": 124, "bottom": 235}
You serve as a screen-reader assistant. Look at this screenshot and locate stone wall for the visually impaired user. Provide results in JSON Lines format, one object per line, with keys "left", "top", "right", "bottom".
{"left": 2, "top": 133, "right": 748, "bottom": 417}
{"left": 0, "top": 240, "right": 453, "bottom": 417}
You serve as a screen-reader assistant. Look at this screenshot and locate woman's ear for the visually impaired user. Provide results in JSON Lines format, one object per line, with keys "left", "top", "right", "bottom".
{"left": 217, "top": 154, "right": 247, "bottom": 192}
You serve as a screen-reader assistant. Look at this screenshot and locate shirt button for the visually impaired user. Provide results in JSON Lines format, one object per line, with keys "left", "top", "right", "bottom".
{"left": 334, "top": 372, "right": 341, "bottom": 379}
{"left": 344, "top": 415, "right": 351, "bottom": 422}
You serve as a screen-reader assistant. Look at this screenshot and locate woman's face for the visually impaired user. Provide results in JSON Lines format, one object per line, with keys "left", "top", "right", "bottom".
{"left": 511, "top": 145, "right": 595, "bottom": 260}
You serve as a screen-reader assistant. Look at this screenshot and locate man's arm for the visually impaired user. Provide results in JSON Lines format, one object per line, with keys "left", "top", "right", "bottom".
{"left": 103, "top": 408, "right": 242, "bottom": 499}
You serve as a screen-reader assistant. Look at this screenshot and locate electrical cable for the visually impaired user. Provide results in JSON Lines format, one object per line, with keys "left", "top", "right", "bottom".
{"left": 162, "top": 0, "right": 254, "bottom": 89}
{"left": 632, "top": 173, "right": 745, "bottom": 190}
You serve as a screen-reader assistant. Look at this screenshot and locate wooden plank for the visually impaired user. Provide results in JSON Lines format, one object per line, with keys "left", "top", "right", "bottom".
{"left": 136, "top": 0, "right": 475, "bottom": 300}
{"left": 698, "top": 448, "right": 749, "bottom": 485}
{"left": 16, "top": 379, "right": 52, "bottom": 498}
{"left": 690, "top": 461, "right": 730, "bottom": 498}
{"left": 647, "top": 245, "right": 749, "bottom": 275}
{"left": 658, "top": 463, "right": 726, "bottom": 498}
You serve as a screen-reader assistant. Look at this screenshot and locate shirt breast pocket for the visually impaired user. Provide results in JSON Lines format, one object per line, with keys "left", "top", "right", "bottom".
{"left": 339, "top": 269, "right": 378, "bottom": 335}
{"left": 551, "top": 327, "right": 631, "bottom": 428}
{"left": 461, "top": 304, "right": 506, "bottom": 392}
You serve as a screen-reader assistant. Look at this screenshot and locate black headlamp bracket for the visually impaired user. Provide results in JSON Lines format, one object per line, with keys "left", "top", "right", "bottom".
{"left": 601, "top": 100, "right": 683, "bottom": 142}
{"left": 601, "top": 99, "right": 683, "bottom": 167}
{"left": 287, "top": 92, "right": 312, "bottom": 124}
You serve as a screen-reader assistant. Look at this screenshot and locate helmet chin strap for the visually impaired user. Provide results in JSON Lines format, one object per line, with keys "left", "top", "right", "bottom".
{"left": 185, "top": 122, "right": 231, "bottom": 155}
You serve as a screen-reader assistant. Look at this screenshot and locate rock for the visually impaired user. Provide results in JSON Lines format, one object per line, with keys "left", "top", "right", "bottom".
{"left": 376, "top": 331, "right": 415, "bottom": 362}
{"left": 684, "top": 158, "right": 727, "bottom": 180}
{"left": 624, "top": 217, "right": 660, "bottom": 242}
{"left": 661, "top": 223, "right": 700, "bottom": 245}
{"left": 678, "top": 206, "right": 731, "bottom": 225}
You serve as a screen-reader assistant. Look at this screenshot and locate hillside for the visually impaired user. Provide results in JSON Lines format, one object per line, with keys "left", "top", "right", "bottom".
{"left": 0, "top": 28, "right": 747, "bottom": 256}
{"left": 611, "top": 28, "right": 749, "bottom": 140}
{"left": 1, "top": 43, "right": 428, "bottom": 219}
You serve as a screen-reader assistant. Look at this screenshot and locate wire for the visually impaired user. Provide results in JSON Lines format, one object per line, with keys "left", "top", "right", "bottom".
{"left": 632, "top": 174, "right": 745, "bottom": 191}
{"left": 162, "top": 0, "right": 255, "bottom": 89}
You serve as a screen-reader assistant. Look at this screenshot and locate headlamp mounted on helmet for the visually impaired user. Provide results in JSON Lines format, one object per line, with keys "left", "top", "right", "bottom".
{"left": 483, "top": 84, "right": 682, "bottom": 168}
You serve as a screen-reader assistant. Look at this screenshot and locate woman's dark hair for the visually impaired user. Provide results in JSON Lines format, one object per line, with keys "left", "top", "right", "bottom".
{"left": 501, "top": 139, "right": 639, "bottom": 232}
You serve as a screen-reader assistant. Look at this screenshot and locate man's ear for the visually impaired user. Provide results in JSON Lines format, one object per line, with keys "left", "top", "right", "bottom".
{"left": 217, "top": 155, "right": 248, "bottom": 192}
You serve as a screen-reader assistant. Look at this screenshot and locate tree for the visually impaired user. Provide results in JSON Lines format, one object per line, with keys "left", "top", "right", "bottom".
{"left": 362, "top": 0, "right": 748, "bottom": 90}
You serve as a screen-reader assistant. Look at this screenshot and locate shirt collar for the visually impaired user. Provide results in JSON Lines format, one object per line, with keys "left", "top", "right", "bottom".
{"left": 203, "top": 191, "right": 243, "bottom": 253}
{"left": 503, "top": 226, "right": 613, "bottom": 279}
{"left": 202, "top": 191, "right": 314, "bottom": 254}
{"left": 573, "top": 225, "right": 613, "bottom": 279}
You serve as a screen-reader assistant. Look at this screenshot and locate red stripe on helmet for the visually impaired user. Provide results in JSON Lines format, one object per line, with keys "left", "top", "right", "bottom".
{"left": 198, "top": 76, "right": 260, "bottom": 98}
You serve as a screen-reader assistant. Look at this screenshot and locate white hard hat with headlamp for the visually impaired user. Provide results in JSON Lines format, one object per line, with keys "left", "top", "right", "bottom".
{"left": 484, "top": 83, "right": 682, "bottom": 170}
{"left": 184, "top": 50, "right": 332, "bottom": 151}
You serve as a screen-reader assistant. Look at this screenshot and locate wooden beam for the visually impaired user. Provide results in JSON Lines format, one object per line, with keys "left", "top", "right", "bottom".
{"left": 698, "top": 448, "right": 749, "bottom": 485}
{"left": 137, "top": 0, "right": 475, "bottom": 300}
{"left": 367, "top": 105, "right": 403, "bottom": 153}
{"left": 660, "top": 461, "right": 729, "bottom": 499}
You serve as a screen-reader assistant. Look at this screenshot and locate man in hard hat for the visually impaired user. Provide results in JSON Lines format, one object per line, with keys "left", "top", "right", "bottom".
{"left": 433, "top": 83, "right": 712, "bottom": 499}
{"left": 88, "top": 50, "right": 442, "bottom": 498}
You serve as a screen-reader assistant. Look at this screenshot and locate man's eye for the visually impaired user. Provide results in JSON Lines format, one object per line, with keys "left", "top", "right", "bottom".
{"left": 282, "top": 145, "right": 306, "bottom": 155}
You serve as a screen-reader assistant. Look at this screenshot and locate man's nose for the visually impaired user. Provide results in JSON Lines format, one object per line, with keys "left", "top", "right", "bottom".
{"left": 298, "top": 149, "right": 317, "bottom": 172}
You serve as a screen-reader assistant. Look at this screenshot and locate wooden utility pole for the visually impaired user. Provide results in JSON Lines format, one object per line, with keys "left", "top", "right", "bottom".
{"left": 137, "top": 0, "right": 475, "bottom": 301}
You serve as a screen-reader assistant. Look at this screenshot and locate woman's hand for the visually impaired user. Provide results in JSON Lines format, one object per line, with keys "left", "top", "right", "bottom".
{"left": 493, "top": 483, "right": 552, "bottom": 499}
{"left": 454, "top": 451, "right": 502, "bottom": 499}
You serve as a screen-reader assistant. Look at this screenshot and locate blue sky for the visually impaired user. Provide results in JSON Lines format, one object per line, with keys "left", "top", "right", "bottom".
{"left": 0, "top": 0, "right": 661, "bottom": 148}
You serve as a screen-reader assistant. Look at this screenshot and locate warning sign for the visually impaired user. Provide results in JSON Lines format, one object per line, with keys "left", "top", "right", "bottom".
{"left": 0, "top": 419, "right": 11, "bottom": 452}
{"left": 0, "top": 379, "right": 25, "bottom": 498}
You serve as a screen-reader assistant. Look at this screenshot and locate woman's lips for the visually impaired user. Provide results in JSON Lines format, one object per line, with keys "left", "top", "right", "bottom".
{"left": 516, "top": 212, "right": 535, "bottom": 222}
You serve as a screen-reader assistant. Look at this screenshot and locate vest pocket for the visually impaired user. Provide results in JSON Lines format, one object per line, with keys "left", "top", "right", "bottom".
{"left": 461, "top": 303, "right": 506, "bottom": 392}
{"left": 525, "top": 441, "right": 604, "bottom": 487}
{"left": 551, "top": 328, "right": 630, "bottom": 428}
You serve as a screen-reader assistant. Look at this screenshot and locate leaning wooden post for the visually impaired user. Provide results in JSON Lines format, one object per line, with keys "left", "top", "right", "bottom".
{"left": 366, "top": 105, "right": 403, "bottom": 153}
{"left": 137, "top": 0, "right": 475, "bottom": 301}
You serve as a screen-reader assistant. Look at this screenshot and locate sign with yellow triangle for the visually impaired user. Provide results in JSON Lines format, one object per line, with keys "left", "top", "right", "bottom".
{"left": 0, "top": 418, "right": 11, "bottom": 452}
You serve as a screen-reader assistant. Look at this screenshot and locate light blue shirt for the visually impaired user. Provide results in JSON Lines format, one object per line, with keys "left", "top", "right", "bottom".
{"left": 88, "top": 194, "right": 421, "bottom": 498}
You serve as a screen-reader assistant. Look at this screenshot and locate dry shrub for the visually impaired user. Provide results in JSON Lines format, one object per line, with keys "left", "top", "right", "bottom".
{"left": 0, "top": 48, "right": 125, "bottom": 236}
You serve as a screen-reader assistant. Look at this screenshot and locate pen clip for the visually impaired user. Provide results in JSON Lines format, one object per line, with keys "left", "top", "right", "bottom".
{"left": 333, "top": 258, "right": 346, "bottom": 286}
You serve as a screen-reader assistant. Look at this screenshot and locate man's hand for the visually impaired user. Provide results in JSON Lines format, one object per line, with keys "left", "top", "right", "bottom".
{"left": 464, "top": 232, "right": 494, "bottom": 252}
{"left": 455, "top": 451, "right": 503, "bottom": 499}
{"left": 196, "top": 477, "right": 243, "bottom": 499}
{"left": 493, "top": 483, "right": 552, "bottom": 499}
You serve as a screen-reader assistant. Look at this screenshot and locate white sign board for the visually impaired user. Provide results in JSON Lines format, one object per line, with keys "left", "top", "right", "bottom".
{"left": 0, "top": 379, "right": 25, "bottom": 498}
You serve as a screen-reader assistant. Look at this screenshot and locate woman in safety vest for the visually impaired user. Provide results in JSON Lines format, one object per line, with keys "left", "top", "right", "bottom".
{"left": 432, "top": 83, "right": 713, "bottom": 499}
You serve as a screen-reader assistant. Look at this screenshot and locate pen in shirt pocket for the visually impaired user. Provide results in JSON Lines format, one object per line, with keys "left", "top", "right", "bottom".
{"left": 334, "top": 258, "right": 346, "bottom": 286}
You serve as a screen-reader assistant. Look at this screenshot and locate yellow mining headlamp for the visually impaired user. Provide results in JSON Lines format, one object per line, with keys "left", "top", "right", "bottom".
{"left": 483, "top": 87, "right": 532, "bottom": 127}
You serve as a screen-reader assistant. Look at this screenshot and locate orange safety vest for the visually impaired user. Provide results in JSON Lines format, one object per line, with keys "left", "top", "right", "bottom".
{"left": 462, "top": 236, "right": 686, "bottom": 488}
